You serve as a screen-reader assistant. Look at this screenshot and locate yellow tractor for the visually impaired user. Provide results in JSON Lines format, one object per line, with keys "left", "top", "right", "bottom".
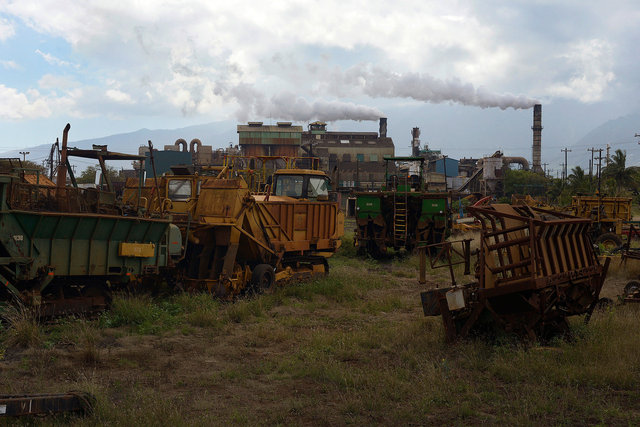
{"left": 124, "top": 160, "right": 344, "bottom": 297}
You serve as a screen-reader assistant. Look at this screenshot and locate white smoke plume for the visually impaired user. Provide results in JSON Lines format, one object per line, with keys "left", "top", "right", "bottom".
{"left": 333, "top": 65, "right": 539, "bottom": 110}
{"left": 220, "top": 83, "right": 383, "bottom": 122}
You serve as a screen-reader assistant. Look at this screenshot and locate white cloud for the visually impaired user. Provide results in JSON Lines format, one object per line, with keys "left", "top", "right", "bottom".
{"left": 0, "top": 17, "right": 14, "bottom": 41}
{"left": 35, "top": 49, "right": 73, "bottom": 67}
{"left": 548, "top": 39, "right": 616, "bottom": 103}
{"left": 0, "top": 85, "right": 52, "bottom": 119}
{"left": 1, "top": 59, "right": 19, "bottom": 69}
{"left": 38, "top": 74, "right": 78, "bottom": 90}
{"left": 105, "top": 89, "right": 134, "bottom": 104}
{"left": 1, "top": 1, "right": 638, "bottom": 123}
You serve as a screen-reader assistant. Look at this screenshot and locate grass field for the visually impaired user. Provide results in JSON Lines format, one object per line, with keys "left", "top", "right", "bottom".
{"left": 1, "top": 233, "right": 640, "bottom": 425}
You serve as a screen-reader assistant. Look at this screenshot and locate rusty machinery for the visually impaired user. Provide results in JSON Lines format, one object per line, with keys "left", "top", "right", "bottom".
{"left": 570, "top": 195, "right": 632, "bottom": 249}
{"left": 123, "top": 156, "right": 344, "bottom": 298}
{"left": 420, "top": 204, "right": 610, "bottom": 342}
{"left": 619, "top": 224, "right": 640, "bottom": 303}
{"left": 0, "top": 126, "right": 182, "bottom": 316}
{"left": 355, "top": 156, "right": 450, "bottom": 258}
{"left": 0, "top": 392, "right": 95, "bottom": 418}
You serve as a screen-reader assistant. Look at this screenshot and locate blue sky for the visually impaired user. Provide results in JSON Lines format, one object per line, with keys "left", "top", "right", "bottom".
{"left": 1, "top": 0, "right": 639, "bottom": 172}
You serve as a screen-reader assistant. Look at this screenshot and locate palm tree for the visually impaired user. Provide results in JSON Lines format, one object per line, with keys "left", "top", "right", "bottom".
{"left": 567, "top": 166, "right": 590, "bottom": 194}
{"left": 602, "top": 149, "right": 639, "bottom": 194}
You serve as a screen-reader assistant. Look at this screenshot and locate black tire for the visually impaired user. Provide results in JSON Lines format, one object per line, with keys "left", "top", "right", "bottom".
{"left": 624, "top": 280, "right": 640, "bottom": 297}
{"left": 251, "top": 264, "right": 275, "bottom": 292}
{"left": 595, "top": 297, "right": 614, "bottom": 311}
{"left": 595, "top": 233, "right": 623, "bottom": 251}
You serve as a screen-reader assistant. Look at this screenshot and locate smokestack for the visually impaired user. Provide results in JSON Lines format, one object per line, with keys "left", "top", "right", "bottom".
{"left": 379, "top": 117, "right": 387, "bottom": 138}
{"left": 411, "top": 127, "right": 421, "bottom": 156}
{"left": 531, "top": 104, "right": 543, "bottom": 173}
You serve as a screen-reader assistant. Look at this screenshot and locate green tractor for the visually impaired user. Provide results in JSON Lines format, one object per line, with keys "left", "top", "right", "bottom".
{"left": 354, "top": 156, "right": 450, "bottom": 257}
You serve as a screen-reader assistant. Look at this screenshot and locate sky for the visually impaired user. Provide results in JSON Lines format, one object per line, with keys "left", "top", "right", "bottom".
{"left": 1, "top": 0, "right": 640, "bottom": 173}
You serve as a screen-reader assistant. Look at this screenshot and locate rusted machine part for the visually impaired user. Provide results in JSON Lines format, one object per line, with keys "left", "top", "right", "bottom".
{"left": 0, "top": 392, "right": 95, "bottom": 417}
{"left": 623, "top": 281, "right": 640, "bottom": 303}
{"left": 189, "top": 138, "right": 202, "bottom": 153}
{"left": 174, "top": 138, "right": 188, "bottom": 152}
{"left": 420, "top": 204, "right": 610, "bottom": 342}
{"left": 55, "top": 123, "right": 71, "bottom": 191}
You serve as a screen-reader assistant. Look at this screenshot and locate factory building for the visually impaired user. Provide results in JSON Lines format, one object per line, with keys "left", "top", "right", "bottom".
{"left": 237, "top": 122, "right": 302, "bottom": 157}
{"left": 300, "top": 119, "right": 395, "bottom": 189}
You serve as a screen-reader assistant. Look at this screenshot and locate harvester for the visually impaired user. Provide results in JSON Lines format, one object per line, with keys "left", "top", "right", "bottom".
{"left": 124, "top": 156, "right": 344, "bottom": 297}
{"left": 420, "top": 204, "right": 610, "bottom": 341}
{"left": 355, "top": 156, "right": 449, "bottom": 257}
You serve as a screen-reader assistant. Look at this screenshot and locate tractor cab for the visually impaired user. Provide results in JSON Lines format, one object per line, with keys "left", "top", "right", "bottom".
{"left": 383, "top": 156, "right": 425, "bottom": 192}
{"left": 272, "top": 169, "right": 331, "bottom": 201}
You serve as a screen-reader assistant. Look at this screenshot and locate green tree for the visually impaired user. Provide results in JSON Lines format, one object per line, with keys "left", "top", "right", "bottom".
{"left": 503, "top": 169, "right": 550, "bottom": 197}
{"left": 602, "top": 149, "right": 639, "bottom": 195}
{"left": 567, "top": 166, "right": 591, "bottom": 194}
{"left": 76, "top": 165, "right": 121, "bottom": 184}
{"left": 21, "top": 160, "right": 46, "bottom": 174}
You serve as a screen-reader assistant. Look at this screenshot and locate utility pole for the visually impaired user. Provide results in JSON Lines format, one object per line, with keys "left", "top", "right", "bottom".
{"left": 442, "top": 155, "right": 448, "bottom": 191}
{"left": 561, "top": 148, "right": 572, "bottom": 184}
{"left": 606, "top": 144, "right": 610, "bottom": 167}
{"left": 560, "top": 163, "right": 565, "bottom": 181}
{"left": 542, "top": 163, "right": 548, "bottom": 177}
{"left": 19, "top": 151, "right": 29, "bottom": 162}
{"left": 587, "top": 147, "right": 598, "bottom": 180}
{"left": 595, "top": 148, "right": 604, "bottom": 194}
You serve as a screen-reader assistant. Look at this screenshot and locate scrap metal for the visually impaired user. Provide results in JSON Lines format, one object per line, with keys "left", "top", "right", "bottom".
{"left": 420, "top": 204, "right": 610, "bottom": 342}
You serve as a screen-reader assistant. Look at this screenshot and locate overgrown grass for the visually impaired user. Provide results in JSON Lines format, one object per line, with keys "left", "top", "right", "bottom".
{"left": 1, "top": 249, "right": 640, "bottom": 425}
{"left": 1, "top": 304, "right": 42, "bottom": 348}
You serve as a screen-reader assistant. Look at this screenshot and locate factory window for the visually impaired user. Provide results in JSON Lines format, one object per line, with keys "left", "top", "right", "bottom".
{"left": 340, "top": 140, "right": 350, "bottom": 144}
{"left": 356, "top": 154, "right": 364, "bottom": 162}
{"left": 369, "top": 154, "right": 378, "bottom": 162}
{"left": 168, "top": 179, "right": 192, "bottom": 201}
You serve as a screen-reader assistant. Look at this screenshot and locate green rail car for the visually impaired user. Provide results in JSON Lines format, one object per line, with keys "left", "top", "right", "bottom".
{"left": 0, "top": 171, "right": 181, "bottom": 314}
{"left": 354, "top": 156, "right": 450, "bottom": 257}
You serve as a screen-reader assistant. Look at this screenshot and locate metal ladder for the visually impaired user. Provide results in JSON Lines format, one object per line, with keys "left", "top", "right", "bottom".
{"left": 393, "top": 180, "right": 408, "bottom": 246}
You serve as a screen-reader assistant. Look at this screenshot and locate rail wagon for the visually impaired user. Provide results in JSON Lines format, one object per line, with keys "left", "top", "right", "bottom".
{"left": 0, "top": 127, "right": 181, "bottom": 314}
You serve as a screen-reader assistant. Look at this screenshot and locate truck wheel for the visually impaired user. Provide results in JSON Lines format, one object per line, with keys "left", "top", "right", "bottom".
{"left": 595, "top": 233, "right": 623, "bottom": 251}
{"left": 624, "top": 280, "right": 640, "bottom": 297}
{"left": 251, "top": 264, "right": 275, "bottom": 291}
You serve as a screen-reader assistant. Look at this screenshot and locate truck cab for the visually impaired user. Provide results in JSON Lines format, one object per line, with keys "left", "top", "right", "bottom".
{"left": 272, "top": 169, "right": 331, "bottom": 201}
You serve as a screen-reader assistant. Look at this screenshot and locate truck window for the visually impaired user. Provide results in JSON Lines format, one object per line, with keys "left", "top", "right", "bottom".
{"left": 168, "top": 179, "right": 192, "bottom": 201}
{"left": 275, "top": 175, "right": 304, "bottom": 198}
{"left": 308, "top": 176, "right": 329, "bottom": 200}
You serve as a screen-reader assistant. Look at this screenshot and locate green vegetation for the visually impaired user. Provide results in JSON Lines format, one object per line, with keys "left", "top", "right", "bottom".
{"left": 504, "top": 150, "right": 640, "bottom": 206}
{"left": 0, "top": 243, "right": 639, "bottom": 425}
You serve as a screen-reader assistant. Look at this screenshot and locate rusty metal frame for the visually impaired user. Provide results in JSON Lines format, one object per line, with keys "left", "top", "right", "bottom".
{"left": 417, "top": 239, "right": 472, "bottom": 286}
{"left": 0, "top": 392, "right": 94, "bottom": 417}
{"left": 420, "top": 204, "right": 609, "bottom": 342}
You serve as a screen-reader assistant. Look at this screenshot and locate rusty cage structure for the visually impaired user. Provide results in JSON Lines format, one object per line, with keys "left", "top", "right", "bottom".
{"left": 420, "top": 204, "right": 610, "bottom": 341}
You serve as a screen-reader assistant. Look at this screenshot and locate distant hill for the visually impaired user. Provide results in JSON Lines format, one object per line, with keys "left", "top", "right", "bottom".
{"left": 570, "top": 113, "right": 640, "bottom": 168}
{"left": 0, "top": 120, "right": 238, "bottom": 162}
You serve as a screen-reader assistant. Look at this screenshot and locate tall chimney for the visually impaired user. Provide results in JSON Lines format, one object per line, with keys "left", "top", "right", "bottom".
{"left": 531, "top": 104, "right": 543, "bottom": 173}
{"left": 379, "top": 117, "right": 387, "bottom": 138}
{"left": 411, "top": 127, "right": 421, "bottom": 156}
